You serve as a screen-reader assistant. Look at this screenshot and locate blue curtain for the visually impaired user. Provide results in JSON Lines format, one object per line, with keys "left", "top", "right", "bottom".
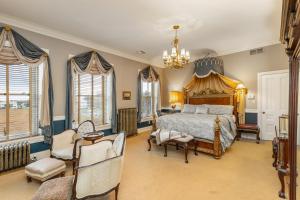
{"left": 65, "top": 51, "right": 117, "bottom": 133}
{"left": 65, "top": 60, "right": 73, "bottom": 129}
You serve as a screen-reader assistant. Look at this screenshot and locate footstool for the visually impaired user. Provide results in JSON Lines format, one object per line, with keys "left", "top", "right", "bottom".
{"left": 25, "top": 157, "right": 66, "bottom": 182}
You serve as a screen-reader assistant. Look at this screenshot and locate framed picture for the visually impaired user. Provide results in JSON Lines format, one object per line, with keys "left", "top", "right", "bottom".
{"left": 123, "top": 91, "right": 131, "bottom": 100}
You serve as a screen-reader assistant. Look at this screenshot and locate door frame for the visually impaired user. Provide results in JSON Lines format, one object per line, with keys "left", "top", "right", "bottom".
{"left": 257, "top": 69, "right": 288, "bottom": 139}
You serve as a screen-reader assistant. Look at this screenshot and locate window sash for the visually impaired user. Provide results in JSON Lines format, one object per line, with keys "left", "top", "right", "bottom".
{"left": 0, "top": 64, "right": 42, "bottom": 141}
{"left": 73, "top": 73, "right": 110, "bottom": 128}
{"left": 141, "top": 81, "right": 158, "bottom": 119}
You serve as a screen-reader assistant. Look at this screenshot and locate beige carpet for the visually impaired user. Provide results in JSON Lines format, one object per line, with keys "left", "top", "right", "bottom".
{"left": 0, "top": 132, "right": 296, "bottom": 200}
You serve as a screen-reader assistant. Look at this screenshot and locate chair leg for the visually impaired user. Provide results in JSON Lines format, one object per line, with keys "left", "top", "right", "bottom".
{"left": 236, "top": 131, "right": 241, "bottom": 141}
{"left": 115, "top": 184, "right": 119, "bottom": 200}
{"left": 147, "top": 137, "right": 152, "bottom": 151}
{"left": 184, "top": 143, "right": 189, "bottom": 164}
{"left": 194, "top": 141, "right": 198, "bottom": 156}
{"left": 26, "top": 176, "right": 32, "bottom": 183}
{"left": 256, "top": 129, "right": 260, "bottom": 144}
{"left": 164, "top": 144, "right": 168, "bottom": 157}
{"left": 72, "top": 160, "right": 76, "bottom": 175}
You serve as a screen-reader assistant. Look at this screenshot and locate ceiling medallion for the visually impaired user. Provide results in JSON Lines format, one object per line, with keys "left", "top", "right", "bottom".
{"left": 162, "top": 25, "right": 190, "bottom": 69}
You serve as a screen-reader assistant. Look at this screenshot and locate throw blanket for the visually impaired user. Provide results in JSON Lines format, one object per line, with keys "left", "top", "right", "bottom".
{"left": 157, "top": 113, "right": 236, "bottom": 151}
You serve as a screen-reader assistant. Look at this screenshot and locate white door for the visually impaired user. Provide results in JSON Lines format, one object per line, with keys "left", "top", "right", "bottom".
{"left": 258, "top": 70, "right": 289, "bottom": 140}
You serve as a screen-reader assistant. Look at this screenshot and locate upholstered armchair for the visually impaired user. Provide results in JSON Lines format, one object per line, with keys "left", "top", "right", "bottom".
{"left": 33, "top": 132, "right": 126, "bottom": 200}
{"left": 50, "top": 129, "right": 78, "bottom": 160}
{"left": 51, "top": 121, "right": 96, "bottom": 172}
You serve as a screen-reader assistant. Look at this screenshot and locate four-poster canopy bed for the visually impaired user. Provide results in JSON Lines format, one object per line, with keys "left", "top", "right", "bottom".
{"left": 150, "top": 57, "right": 246, "bottom": 159}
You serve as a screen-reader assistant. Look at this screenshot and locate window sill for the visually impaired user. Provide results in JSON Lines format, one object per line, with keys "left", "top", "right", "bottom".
{"left": 0, "top": 135, "right": 44, "bottom": 145}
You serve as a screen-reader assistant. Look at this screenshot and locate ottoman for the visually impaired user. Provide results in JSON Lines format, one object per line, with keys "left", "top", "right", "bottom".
{"left": 25, "top": 157, "right": 66, "bottom": 182}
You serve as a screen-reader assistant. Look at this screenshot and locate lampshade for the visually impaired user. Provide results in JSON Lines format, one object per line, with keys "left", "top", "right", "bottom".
{"left": 169, "top": 91, "right": 182, "bottom": 104}
{"left": 236, "top": 83, "right": 246, "bottom": 89}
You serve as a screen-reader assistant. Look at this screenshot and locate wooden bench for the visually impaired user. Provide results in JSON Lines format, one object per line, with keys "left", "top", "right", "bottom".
{"left": 236, "top": 124, "right": 260, "bottom": 144}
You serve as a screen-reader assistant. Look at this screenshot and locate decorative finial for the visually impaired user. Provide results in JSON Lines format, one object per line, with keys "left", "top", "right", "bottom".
{"left": 4, "top": 25, "right": 11, "bottom": 31}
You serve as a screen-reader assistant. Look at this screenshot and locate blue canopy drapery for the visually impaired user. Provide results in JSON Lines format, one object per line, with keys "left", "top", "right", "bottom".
{"left": 0, "top": 26, "right": 54, "bottom": 144}
{"left": 194, "top": 57, "right": 224, "bottom": 78}
{"left": 65, "top": 51, "right": 117, "bottom": 133}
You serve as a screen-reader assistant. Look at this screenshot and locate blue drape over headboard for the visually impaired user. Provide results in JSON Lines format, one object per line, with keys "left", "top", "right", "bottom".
{"left": 194, "top": 57, "right": 224, "bottom": 77}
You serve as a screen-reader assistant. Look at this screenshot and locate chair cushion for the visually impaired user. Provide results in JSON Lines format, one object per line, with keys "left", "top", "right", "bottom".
{"left": 51, "top": 147, "right": 74, "bottom": 160}
{"left": 32, "top": 176, "right": 74, "bottom": 200}
{"left": 174, "top": 135, "right": 194, "bottom": 143}
{"left": 25, "top": 158, "right": 66, "bottom": 181}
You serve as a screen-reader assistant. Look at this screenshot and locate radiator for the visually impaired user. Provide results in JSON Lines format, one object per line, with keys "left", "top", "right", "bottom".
{"left": 118, "top": 108, "right": 137, "bottom": 136}
{"left": 0, "top": 141, "right": 30, "bottom": 172}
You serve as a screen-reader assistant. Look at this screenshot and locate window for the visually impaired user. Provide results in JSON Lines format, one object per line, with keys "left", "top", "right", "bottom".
{"left": 73, "top": 73, "right": 112, "bottom": 128}
{"left": 0, "top": 63, "right": 44, "bottom": 141}
{"left": 141, "top": 80, "right": 159, "bottom": 119}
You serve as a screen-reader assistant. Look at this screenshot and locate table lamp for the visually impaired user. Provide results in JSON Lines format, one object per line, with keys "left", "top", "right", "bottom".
{"left": 169, "top": 91, "right": 182, "bottom": 111}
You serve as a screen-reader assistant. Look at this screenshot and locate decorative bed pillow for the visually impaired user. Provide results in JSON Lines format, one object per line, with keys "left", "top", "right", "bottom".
{"left": 182, "top": 104, "right": 196, "bottom": 113}
{"left": 206, "top": 105, "right": 234, "bottom": 115}
{"left": 195, "top": 106, "right": 208, "bottom": 114}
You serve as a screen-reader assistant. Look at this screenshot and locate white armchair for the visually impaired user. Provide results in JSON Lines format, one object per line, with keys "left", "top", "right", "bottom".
{"left": 50, "top": 129, "right": 80, "bottom": 172}
{"left": 33, "top": 132, "right": 126, "bottom": 200}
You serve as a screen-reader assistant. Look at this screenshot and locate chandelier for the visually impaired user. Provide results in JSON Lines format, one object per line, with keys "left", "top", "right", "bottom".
{"left": 162, "top": 25, "right": 190, "bottom": 69}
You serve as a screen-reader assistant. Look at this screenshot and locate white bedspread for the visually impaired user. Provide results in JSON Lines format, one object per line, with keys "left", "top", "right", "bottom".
{"left": 156, "top": 113, "right": 237, "bottom": 151}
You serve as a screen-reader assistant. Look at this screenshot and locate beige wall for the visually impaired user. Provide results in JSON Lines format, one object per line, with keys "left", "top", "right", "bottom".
{"left": 222, "top": 44, "right": 288, "bottom": 109}
{"left": 162, "top": 44, "right": 289, "bottom": 109}
{"left": 10, "top": 26, "right": 164, "bottom": 117}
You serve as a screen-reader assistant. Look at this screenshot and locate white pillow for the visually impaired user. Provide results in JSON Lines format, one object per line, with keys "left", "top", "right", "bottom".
{"left": 195, "top": 106, "right": 208, "bottom": 114}
{"left": 206, "top": 105, "right": 234, "bottom": 115}
{"left": 182, "top": 104, "right": 196, "bottom": 113}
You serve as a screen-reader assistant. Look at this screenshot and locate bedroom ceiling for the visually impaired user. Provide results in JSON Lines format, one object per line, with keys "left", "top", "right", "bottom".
{"left": 0, "top": 0, "right": 281, "bottom": 67}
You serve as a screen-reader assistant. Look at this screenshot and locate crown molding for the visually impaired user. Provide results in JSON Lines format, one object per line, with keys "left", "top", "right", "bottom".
{"left": 0, "top": 13, "right": 163, "bottom": 67}
{"left": 0, "top": 13, "right": 280, "bottom": 68}
{"left": 217, "top": 41, "right": 281, "bottom": 57}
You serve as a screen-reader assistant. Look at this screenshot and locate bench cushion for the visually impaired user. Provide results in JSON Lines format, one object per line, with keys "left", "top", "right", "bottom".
{"left": 237, "top": 124, "right": 259, "bottom": 130}
{"left": 25, "top": 158, "right": 66, "bottom": 182}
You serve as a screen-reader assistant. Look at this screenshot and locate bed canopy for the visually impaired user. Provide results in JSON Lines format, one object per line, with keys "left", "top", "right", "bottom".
{"left": 184, "top": 57, "right": 246, "bottom": 123}
{"left": 0, "top": 26, "right": 54, "bottom": 143}
{"left": 65, "top": 51, "right": 117, "bottom": 133}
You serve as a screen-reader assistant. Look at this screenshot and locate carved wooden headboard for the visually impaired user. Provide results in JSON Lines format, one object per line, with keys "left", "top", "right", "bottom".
{"left": 185, "top": 92, "right": 238, "bottom": 118}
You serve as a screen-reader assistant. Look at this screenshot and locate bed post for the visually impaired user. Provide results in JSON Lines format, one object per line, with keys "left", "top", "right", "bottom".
{"left": 213, "top": 116, "right": 222, "bottom": 159}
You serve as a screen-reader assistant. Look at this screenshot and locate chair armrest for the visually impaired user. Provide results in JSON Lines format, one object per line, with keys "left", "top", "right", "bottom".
{"left": 51, "top": 129, "right": 76, "bottom": 152}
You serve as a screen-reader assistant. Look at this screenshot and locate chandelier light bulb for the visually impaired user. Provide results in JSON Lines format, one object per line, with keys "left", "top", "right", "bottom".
{"left": 181, "top": 49, "right": 186, "bottom": 57}
{"left": 163, "top": 50, "right": 168, "bottom": 59}
{"left": 186, "top": 51, "right": 190, "bottom": 59}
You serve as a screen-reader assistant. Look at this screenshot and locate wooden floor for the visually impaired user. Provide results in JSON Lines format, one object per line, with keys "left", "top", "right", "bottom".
{"left": 0, "top": 132, "right": 297, "bottom": 200}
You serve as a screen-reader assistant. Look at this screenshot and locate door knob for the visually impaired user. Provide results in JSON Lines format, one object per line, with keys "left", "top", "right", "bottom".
{"left": 262, "top": 112, "right": 266, "bottom": 114}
